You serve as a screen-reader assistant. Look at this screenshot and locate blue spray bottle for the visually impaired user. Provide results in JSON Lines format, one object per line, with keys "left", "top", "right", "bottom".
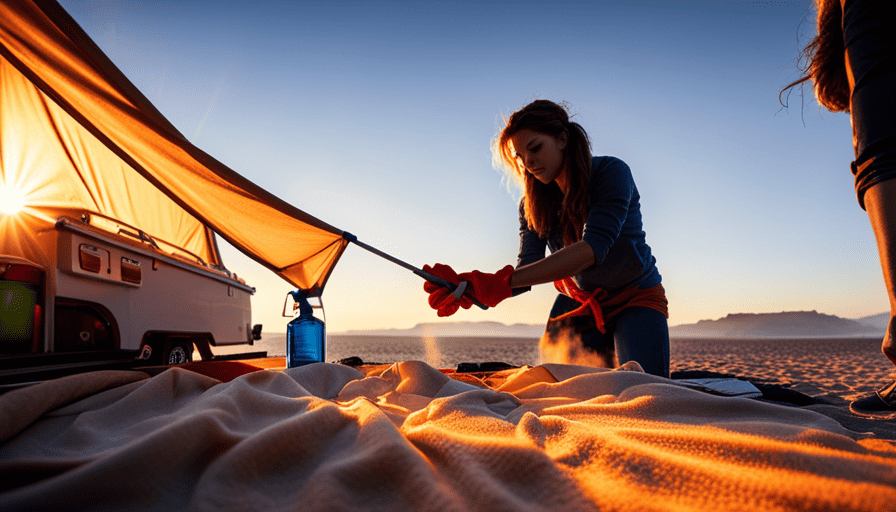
{"left": 285, "top": 289, "right": 325, "bottom": 368}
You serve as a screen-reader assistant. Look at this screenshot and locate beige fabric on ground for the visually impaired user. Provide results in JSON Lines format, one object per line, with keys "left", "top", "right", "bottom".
{"left": 0, "top": 370, "right": 149, "bottom": 443}
{"left": 1, "top": 362, "right": 895, "bottom": 511}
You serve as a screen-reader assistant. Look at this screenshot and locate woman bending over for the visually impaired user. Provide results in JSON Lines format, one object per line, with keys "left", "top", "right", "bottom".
{"left": 423, "top": 100, "right": 670, "bottom": 377}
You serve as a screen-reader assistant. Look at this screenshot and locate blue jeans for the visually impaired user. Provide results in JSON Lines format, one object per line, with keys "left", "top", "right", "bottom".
{"left": 546, "top": 294, "right": 670, "bottom": 378}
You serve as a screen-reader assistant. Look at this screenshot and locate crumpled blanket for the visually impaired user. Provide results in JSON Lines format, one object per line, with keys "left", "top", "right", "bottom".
{"left": 1, "top": 361, "right": 895, "bottom": 511}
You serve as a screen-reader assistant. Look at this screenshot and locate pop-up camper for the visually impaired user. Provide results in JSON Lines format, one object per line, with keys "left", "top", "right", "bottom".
{"left": 0, "top": 0, "right": 350, "bottom": 379}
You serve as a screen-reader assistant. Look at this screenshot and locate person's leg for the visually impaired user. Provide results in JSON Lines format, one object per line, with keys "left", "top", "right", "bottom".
{"left": 612, "top": 307, "right": 670, "bottom": 378}
{"left": 849, "top": 179, "right": 896, "bottom": 417}
{"left": 862, "top": 179, "right": 896, "bottom": 368}
{"left": 844, "top": 0, "right": 896, "bottom": 370}
{"left": 837, "top": 0, "right": 896, "bottom": 415}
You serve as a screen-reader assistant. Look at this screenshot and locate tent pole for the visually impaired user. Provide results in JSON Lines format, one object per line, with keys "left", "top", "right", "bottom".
{"left": 343, "top": 233, "right": 488, "bottom": 310}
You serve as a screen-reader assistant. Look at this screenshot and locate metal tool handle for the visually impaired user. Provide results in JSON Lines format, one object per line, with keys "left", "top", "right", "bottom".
{"left": 344, "top": 233, "right": 489, "bottom": 310}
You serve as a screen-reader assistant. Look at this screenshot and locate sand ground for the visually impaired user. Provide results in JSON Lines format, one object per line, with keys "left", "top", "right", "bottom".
{"left": 670, "top": 337, "right": 893, "bottom": 403}
{"left": 670, "top": 337, "right": 896, "bottom": 440}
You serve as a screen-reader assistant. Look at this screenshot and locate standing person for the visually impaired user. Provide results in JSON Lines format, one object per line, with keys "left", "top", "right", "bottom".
{"left": 784, "top": 0, "right": 896, "bottom": 417}
{"left": 422, "top": 100, "right": 670, "bottom": 378}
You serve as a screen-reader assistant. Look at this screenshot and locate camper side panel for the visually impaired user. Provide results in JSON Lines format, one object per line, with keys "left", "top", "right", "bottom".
{"left": 55, "top": 229, "right": 252, "bottom": 352}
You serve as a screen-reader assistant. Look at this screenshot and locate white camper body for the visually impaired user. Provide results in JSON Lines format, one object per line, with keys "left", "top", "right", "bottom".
{"left": 1, "top": 214, "right": 258, "bottom": 367}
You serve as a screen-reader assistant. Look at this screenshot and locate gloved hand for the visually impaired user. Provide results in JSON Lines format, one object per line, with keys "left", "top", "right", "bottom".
{"left": 422, "top": 263, "right": 515, "bottom": 316}
{"left": 456, "top": 265, "right": 515, "bottom": 308}
{"left": 422, "top": 263, "right": 473, "bottom": 317}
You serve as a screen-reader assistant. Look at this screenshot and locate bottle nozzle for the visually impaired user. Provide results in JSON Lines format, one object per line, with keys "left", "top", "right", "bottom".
{"left": 289, "top": 289, "right": 313, "bottom": 318}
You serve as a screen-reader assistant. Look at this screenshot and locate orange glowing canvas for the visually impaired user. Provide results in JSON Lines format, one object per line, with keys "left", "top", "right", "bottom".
{"left": 0, "top": 0, "right": 347, "bottom": 293}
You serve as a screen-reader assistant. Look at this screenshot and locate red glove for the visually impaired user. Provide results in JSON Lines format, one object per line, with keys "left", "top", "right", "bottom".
{"left": 422, "top": 264, "right": 515, "bottom": 317}
{"left": 422, "top": 263, "right": 473, "bottom": 317}
{"left": 456, "top": 265, "right": 515, "bottom": 308}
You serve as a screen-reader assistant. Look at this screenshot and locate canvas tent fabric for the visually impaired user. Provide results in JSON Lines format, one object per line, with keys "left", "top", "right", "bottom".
{"left": 0, "top": 0, "right": 347, "bottom": 293}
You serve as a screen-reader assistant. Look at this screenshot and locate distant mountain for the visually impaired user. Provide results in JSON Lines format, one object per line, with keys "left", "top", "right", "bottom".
{"left": 333, "top": 311, "right": 888, "bottom": 338}
{"left": 334, "top": 321, "right": 544, "bottom": 338}
{"left": 669, "top": 310, "right": 882, "bottom": 338}
{"left": 854, "top": 312, "right": 889, "bottom": 332}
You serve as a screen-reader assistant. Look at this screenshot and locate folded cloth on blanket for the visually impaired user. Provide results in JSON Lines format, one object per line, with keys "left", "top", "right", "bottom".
{"left": 673, "top": 377, "right": 764, "bottom": 398}
{"left": 1, "top": 362, "right": 895, "bottom": 512}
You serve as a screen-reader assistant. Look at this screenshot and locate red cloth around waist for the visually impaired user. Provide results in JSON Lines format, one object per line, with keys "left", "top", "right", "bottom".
{"left": 552, "top": 278, "right": 668, "bottom": 333}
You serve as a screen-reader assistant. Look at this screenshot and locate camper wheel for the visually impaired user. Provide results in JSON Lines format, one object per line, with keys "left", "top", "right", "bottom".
{"left": 138, "top": 334, "right": 194, "bottom": 365}
{"left": 164, "top": 338, "right": 193, "bottom": 365}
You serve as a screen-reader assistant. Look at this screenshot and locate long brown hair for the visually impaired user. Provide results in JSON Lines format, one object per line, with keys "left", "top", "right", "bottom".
{"left": 492, "top": 100, "right": 593, "bottom": 246}
{"left": 781, "top": 0, "right": 850, "bottom": 112}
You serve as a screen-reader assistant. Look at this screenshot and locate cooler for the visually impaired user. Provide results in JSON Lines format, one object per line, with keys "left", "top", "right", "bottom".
{"left": 0, "top": 257, "right": 44, "bottom": 354}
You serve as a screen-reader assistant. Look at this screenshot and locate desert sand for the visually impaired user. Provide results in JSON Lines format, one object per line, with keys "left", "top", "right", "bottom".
{"left": 669, "top": 337, "right": 896, "bottom": 440}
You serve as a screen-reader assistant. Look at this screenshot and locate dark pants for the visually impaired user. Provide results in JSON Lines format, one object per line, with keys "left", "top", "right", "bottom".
{"left": 844, "top": 0, "right": 896, "bottom": 208}
{"left": 545, "top": 294, "right": 670, "bottom": 378}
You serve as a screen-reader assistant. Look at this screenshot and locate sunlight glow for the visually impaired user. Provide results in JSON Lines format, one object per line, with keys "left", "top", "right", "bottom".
{"left": 0, "top": 184, "right": 26, "bottom": 215}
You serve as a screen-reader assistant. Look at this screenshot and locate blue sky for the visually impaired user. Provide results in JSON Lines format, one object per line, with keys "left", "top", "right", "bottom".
{"left": 57, "top": 0, "right": 883, "bottom": 333}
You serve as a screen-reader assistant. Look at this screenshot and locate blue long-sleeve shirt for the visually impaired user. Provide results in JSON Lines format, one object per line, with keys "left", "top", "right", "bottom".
{"left": 516, "top": 156, "right": 661, "bottom": 297}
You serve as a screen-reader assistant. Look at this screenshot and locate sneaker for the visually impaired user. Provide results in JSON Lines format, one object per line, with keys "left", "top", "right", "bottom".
{"left": 850, "top": 380, "right": 896, "bottom": 420}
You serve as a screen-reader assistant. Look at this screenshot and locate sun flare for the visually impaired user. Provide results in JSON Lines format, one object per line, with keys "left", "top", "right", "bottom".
{"left": 0, "top": 184, "right": 27, "bottom": 215}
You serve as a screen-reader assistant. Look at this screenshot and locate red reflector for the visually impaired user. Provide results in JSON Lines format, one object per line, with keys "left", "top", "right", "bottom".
{"left": 79, "top": 246, "right": 102, "bottom": 273}
{"left": 121, "top": 258, "right": 142, "bottom": 284}
{"left": 33, "top": 304, "right": 42, "bottom": 352}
